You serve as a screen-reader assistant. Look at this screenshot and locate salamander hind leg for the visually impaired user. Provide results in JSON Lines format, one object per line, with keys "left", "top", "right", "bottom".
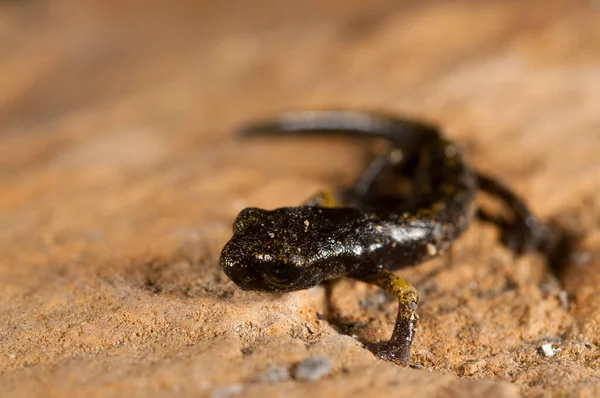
{"left": 352, "top": 269, "right": 419, "bottom": 366}
{"left": 476, "top": 173, "right": 556, "bottom": 254}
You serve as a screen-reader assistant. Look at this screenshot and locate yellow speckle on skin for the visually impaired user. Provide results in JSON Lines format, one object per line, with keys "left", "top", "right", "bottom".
{"left": 432, "top": 201, "right": 447, "bottom": 213}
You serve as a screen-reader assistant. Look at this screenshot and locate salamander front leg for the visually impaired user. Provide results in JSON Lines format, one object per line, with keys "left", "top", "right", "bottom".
{"left": 353, "top": 269, "right": 419, "bottom": 366}
{"left": 303, "top": 191, "right": 337, "bottom": 207}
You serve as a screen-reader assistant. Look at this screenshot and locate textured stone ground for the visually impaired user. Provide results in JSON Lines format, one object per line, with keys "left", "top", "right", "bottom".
{"left": 1, "top": 1, "right": 600, "bottom": 397}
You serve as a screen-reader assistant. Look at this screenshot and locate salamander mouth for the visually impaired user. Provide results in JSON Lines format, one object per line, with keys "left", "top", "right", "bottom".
{"left": 220, "top": 258, "right": 295, "bottom": 293}
{"left": 231, "top": 274, "right": 296, "bottom": 293}
{"left": 261, "top": 275, "right": 296, "bottom": 292}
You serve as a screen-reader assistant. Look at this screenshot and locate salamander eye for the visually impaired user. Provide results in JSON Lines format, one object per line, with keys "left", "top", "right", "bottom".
{"left": 264, "top": 263, "right": 293, "bottom": 285}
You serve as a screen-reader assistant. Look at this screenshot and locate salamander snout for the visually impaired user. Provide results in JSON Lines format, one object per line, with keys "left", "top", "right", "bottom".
{"left": 220, "top": 236, "right": 309, "bottom": 293}
{"left": 221, "top": 206, "right": 342, "bottom": 292}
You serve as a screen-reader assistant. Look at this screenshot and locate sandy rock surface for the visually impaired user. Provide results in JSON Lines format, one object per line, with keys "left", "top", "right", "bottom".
{"left": 1, "top": 1, "right": 599, "bottom": 397}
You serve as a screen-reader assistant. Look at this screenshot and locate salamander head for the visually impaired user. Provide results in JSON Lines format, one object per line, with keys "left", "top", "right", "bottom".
{"left": 220, "top": 206, "right": 353, "bottom": 293}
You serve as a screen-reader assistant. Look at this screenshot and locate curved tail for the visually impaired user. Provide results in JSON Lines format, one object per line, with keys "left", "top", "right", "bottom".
{"left": 239, "top": 110, "right": 439, "bottom": 145}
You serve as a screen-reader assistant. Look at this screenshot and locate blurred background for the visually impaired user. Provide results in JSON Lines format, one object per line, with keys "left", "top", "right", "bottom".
{"left": 3, "top": 0, "right": 599, "bottom": 236}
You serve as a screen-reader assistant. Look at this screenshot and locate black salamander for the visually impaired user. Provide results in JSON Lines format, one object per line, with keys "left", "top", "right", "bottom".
{"left": 220, "top": 110, "right": 552, "bottom": 365}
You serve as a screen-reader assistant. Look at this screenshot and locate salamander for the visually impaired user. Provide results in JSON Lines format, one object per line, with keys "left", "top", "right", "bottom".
{"left": 219, "top": 110, "right": 553, "bottom": 365}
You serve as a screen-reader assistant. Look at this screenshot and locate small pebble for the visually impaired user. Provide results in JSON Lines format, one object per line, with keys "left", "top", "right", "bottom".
{"left": 293, "top": 356, "right": 332, "bottom": 381}
{"left": 258, "top": 365, "right": 291, "bottom": 383}
{"left": 211, "top": 384, "right": 245, "bottom": 398}
{"left": 540, "top": 343, "right": 561, "bottom": 357}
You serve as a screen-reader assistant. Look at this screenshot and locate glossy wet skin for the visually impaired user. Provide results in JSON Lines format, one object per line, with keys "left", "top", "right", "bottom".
{"left": 219, "top": 110, "right": 552, "bottom": 365}
{"left": 222, "top": 121, "right": 478, "bottom": 293}
{"left": 221, "top": 204, "right": 458, "bottom": 293}
{"left": 221, "top": 206, "right": 360, "bottom": 293}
